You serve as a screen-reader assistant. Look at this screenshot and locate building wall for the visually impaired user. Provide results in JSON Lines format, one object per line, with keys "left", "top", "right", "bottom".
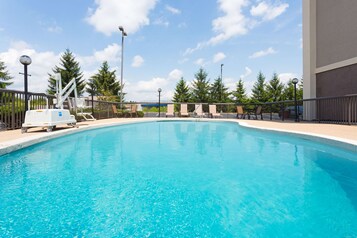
{"left": 316, "top": 0, "right": 357, "bottom": 68}
{"left": 316, "top": 64, "right": 357, "bottom": 97}
{"left": 303, "top": 0, "right": 357, "bottom": 120}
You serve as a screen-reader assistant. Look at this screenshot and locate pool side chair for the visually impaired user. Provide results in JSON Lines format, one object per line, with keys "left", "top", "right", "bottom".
{"left": 195, "top": 104, "right": 205, "bottom": 118}
{"left": 209, "top": 105, "right": 221, "bottom": 118}
{"left": 249, "top": 105, "right": 263, "bottom": 120}
{"left": 166, "top": 104, "right": 175, "bottom": 117}
{"left": 129, "top": 104, "right": 138, "bottom": 118}
{"left": 180, "top": 104, "right": 189, "bottom": 117}
{"left": 112, "top": 104, "right": 122, "bottom": 118}
{"left": 236, "top": 106, "right": 246, "bottom": 119}
{"left": 76, "top": 98, "right": 96, "bottom": 121}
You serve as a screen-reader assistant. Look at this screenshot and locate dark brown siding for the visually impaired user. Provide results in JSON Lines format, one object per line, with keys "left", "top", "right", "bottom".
{"left": 316, "top": 63, "right": 357, "bottom": 97}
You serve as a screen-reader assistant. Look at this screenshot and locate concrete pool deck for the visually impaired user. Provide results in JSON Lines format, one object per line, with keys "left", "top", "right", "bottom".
{"left": 0, "top": 118, "right": 357, "bottom": 155}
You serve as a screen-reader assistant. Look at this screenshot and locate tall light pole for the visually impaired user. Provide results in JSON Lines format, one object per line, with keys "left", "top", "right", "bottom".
{"left": 220, "top": 63, "right": 224, "bottom": 102}
{"left": 119, "top": 26, "right": 127, "bottom": 109}
{"left": 292, "top": 78, "right": 299, "bottom": 122}
{"left": 158, "top": 88, "right": 162, "bottom": 117}
{"left": 19, "top": 55, "right": 32, "bottom": 112}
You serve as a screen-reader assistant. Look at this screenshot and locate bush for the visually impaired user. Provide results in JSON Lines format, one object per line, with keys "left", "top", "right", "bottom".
{"left": 137, "top": 111, "right": 144, "bottom": 117}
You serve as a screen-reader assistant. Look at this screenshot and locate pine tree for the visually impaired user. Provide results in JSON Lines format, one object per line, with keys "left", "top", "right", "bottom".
{"left": 47, "top": 49, "right": 85, "bottom": 96}
{"left": 191, "top": 68, "right": 210, "bottom": 103}
{"left": 0, "top": 60, "right": 13, "bottom": 89}
{"left": 283, "top": 79, "right": 294, "bottom": 100}
{"left": 266, "top": 73, "right": 284, "bottom": 102}
{"left": 251, "top": 71, "right": 267, "bottom": 103}
{"left": 283, "top": 78, "right": 303, "bottom": 101}
{"left": 90, "top": 61, "right": 120, "bottom": 99}
{"left": 209, "top": 77, "right": 230, "bottom": 103}
{"left": 86, "top": 78, "right": 97, "bottom": 96}
{"left": 173, "top": 77, "right": 191, "bottom": 102}
{"left": 231, "top": 79, "right": 248, "bottom": 104}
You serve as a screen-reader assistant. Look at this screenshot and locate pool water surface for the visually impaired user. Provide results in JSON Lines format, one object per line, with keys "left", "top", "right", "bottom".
{"left": 0, "top": 121, "right": 357, "bottom": 237}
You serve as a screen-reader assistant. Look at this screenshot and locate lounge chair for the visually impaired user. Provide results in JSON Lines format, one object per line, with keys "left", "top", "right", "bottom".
{"left": 129, "top": 104, "right": 138, "bottom": 118}
{"left": 209, "top": 105, "right": 221, "bottom": 118}
{"left": 180, "top": 104, "right": 189, "bottom": 117}
{"left": 236, "top": 106, "right": 246, "bottom": 119}
{"left": 195, "top": 104, "right": 204, "bottom": 117}
{"left": 76, "top": 98, "right": 96, "bottom": 121}
{"left": 112, "top": 104, "right": 122, "bottom": 117}
{"left": 166, "top": 104, "right": 175, "bottom": 117}
{"left": 249, "top": 105, "right": 263, "bottom": 120}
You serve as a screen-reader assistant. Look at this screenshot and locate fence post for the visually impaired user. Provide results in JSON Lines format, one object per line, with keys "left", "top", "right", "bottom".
{"left": 281, "top": 103, "right": 285, "bottom": 121}
{"left": 348, "top": 97, "right": 352, "bottom": 125}
{"left": 11, "top": 93, "right": 15, "bottom": 129}
{"left": 270, "top": 104, "right": 272, "bottom": 120}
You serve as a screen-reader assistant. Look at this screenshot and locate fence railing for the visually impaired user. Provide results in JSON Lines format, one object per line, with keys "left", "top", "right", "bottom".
{"left": 1, "top": 88, "right": 356, "bottom": 130}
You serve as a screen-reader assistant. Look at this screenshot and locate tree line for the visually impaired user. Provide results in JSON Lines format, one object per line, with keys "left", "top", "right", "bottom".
{"left": 47, "top": 49, "right": 122, "bottom": 102}
{"left": 1, "top": 49, "right": 302, "bottom": 104}
{"left": 173, "top": 68, "right": 303, "bottom": 104}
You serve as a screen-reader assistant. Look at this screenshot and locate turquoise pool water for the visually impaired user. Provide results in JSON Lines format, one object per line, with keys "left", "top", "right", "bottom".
{"left": 0, "top": 121, "right": 357, "bottom": 237}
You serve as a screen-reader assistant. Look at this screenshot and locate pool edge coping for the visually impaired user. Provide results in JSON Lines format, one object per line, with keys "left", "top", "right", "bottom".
{"left": 0, "top": 118, "right": 356, "bottom": 156}
{"left": 238, "top": 121, "right": 357, "bottom": 153}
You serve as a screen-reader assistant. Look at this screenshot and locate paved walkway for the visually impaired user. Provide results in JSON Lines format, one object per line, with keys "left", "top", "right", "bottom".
{"left": 1, "top": 118, "right": 356, "bottom": 155}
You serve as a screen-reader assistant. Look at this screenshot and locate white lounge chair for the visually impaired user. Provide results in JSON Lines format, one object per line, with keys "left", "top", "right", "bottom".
{"left": 166, "top": 104, "right": 175, "bottom": 117}
{"left": 195, "top": 104, "right": 204, "bottom": 117}
{"left": 76, "top": 98, "right": 96, "bottom": 121}
{"left": 180, "top": 104, "right": 189, "bottom": 117}
{"left": 209, "top": 105, "right": 221, "bottom": 118}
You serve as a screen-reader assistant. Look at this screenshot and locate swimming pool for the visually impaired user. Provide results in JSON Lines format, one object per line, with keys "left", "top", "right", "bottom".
{"left": 0, "top": 121, "right": 357, "bottom": 237}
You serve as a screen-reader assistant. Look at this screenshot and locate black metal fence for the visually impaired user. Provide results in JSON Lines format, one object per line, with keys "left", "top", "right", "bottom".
{"left": 1, "top": 88, "right": 356, "bottom": 130}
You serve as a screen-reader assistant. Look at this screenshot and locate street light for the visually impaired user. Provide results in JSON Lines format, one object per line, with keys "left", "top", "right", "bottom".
{"left": 119, "top": 26, "right": 127, "bottom": 109}
{"left": 220, "top": 63, "right": 224, "bottom": 112}
{"left": 19, "top": 55, "right": 32, "bottom": 112}
{"left": 292, "top": 78, "right": 299, "bottom": 122}
{"left": 158, "top": 88, "right": 162, "bottom": 117}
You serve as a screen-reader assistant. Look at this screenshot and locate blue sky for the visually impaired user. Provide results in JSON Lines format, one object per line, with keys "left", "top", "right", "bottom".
{"left": 0, "top": 0, "right": 302, "bottom": 101}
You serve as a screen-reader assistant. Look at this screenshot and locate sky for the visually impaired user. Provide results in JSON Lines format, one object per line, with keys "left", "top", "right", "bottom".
{"left": 0, "top": 0, "right": 302, "bottom": 102}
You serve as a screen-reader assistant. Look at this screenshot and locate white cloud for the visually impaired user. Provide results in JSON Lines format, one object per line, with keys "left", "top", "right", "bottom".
{"left": 250, "top": 1, "right": 289, "bottom": 21}
{"left": 86, "top": 0, "right": 158, "bottom": 36}
{"left": 184, "top": 0, "right": 251, "bottom": 55}
{"left": 208, "top": 0, "right": 251, "bottom": 45}
{"left": 153, "top": 18, "right": 169, "bottom": 27}
{"left": 278, "top": 73, "right": 298, "bottom": 84}
{"left": 223, "top": 77, "right": 237, "bottom": 92}
{"left": 249, "top": 47, "right": 276, "bottom": 59}
{"left": 0, "top": 41, "right": 60, "bottom": 93}
{"left": 131, "top": 55, "right": 144, "bottom": 67}
{"left": 79, "top": 43, "right": 121, "bottom": 67}
{"left": 0, "top": 41, "right": 122, "bottom": 93}
{"left": 47, "top": 25, "right": 62, "bottom": 33}
{"left": 126, "top": 69, "right": 181, "bottom": 101}
{"left": 166, "top": 5, "right": 181, "bottom": 14}
{"left": 168, "top": 69, "right": 183, "bottom": 80}
{"left": 178, "top": 58, "right": 189, "bottom": 64}
{"left": 213, "top": 52, "right": 226, "bottom": 63}
{"left": 240, "top": 66, "right": 252, "bottom": 79}
{"left": 194, "top": 58, "right": 206, "bottom": 66}
{"left": 184, "top": 0, "right": 288, "bottom": 55}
